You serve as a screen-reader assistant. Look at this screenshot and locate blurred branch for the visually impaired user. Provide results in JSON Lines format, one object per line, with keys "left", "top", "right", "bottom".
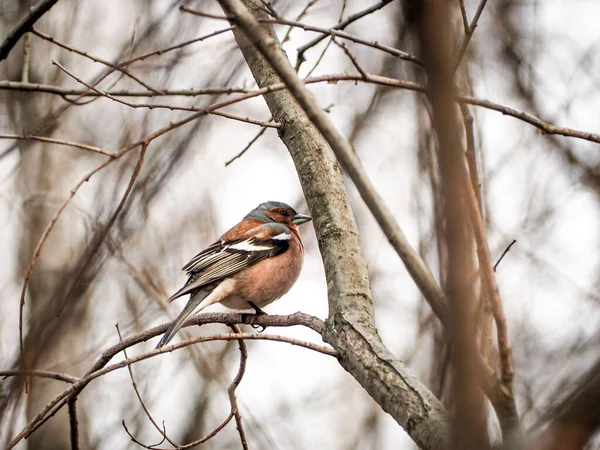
{"left": 18, "top": 157, "right": 114, "bottom": 388}
{"left": 123, "top": 413, "right": 234, "bottom": 450}
{"left": 0, "top": 0, "right": 61, "bottom": 61}
{"left": 407, "top": 1, "right": 489, "bottom": 448}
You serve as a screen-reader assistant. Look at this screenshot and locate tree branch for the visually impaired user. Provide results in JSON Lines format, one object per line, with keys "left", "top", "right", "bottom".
{"left": 0, "top": 0, "right": 61, "bottom": 61}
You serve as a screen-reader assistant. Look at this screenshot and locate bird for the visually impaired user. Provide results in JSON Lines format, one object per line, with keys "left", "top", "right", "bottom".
{"left": 155, "top": 201, "right": 312, "bottom": 349}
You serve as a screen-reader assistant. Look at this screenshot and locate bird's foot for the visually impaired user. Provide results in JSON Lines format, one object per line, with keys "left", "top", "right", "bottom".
{"left": 245, "top": 302, "right": 268, "bottom": 332}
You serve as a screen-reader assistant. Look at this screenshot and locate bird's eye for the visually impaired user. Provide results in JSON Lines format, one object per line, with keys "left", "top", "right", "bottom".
{"left": 279, "top": 210, "right": 289, "bottom": 217}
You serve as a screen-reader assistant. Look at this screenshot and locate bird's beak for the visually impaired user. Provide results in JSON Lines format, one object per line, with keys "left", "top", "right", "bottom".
{"left": 293, "top": 213, "right": 312, "bottom": 225}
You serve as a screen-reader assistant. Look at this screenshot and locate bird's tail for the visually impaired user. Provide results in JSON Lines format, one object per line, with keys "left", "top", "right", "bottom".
{"left": 155, "top": 289, "right": 211, "bottom": 349}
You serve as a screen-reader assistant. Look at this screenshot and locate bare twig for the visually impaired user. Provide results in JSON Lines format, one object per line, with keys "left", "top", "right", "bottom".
{"left": 281, "top": 0, "right": 320, "bottom": 45}
{"left": 228, "top": 325, "right": 249, "bottom": 450}
{"left": 295, "top": 0, "right": 395, "bottom": 67}
{"left": 179, "top": 5, "right": 233, "bottom": 20}
{"left": 0, "top": 133, "right": 115, "bottom": 157}
{"left": 0, "top": 370, "right": 77, "bottom": 384}
{"left": 225, "top": 125, "right": 268, "bottom": 166}
{"left": 33, "top": 28, "right": 162, "bottom": 94}
{"left": 333, "top": 39, "right": 368, "bottom": 79}
{"left": 453, "top": 0, "right": 490, "bottom": 70}
{"left": 0, "top": 0, "right": 61, "bottom": 61}
{"left": 460, "top": 103, "right": 492, "bottom": 363}
{"left": 461, "top": 108, "right": 521, "bottom": 441}
{"left": 493, "top": 239, "right": 517, "bottom": 272}
{"left": 0, "top": 80, "right": 251, "bottom": 96}
{"left": 67, "top": 399, "right": 80, "bottom": 450}
{"left": 301, "top": 0, "right": 346, "bottom": 78}
{"left": 52, "top": 60, "right": 278, "bottom": 128}
{"left": 116, "top": 325, "right": 178, "bottom": 448}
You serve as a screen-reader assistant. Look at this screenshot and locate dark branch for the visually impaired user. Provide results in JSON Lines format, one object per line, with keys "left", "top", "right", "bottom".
{"left": 0, "top": 0, "right": 61, "bottom": 61}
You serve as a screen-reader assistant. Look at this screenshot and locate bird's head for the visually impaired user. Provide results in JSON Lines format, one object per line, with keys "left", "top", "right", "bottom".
{"left": 245, "top": 201, "right": 312, "bottom": 227}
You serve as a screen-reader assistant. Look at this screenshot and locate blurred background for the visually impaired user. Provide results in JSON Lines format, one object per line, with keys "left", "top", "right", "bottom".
{"left": 0, "top": 0, "right": 598, "bottom": 448}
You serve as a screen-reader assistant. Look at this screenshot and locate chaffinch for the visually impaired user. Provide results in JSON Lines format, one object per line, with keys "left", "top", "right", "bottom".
{"left": 155, "top": 201, "right": 312, "bottom": 349}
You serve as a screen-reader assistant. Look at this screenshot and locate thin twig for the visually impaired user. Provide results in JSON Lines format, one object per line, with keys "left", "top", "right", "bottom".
{"left": 228, "top": 325, "right": 249, "bottom": 450}
{"left": 453, "top": 0, "right": 490, "bottom": 70}
{"left": 123, "top": 414, "right": 234, "bottom": 450}
{"left": 67, "top": 399, "right": 80, "bottom": 450}
{"left": 116, "top": 324, "right": 178, "bottom": 448}
{"left": 181, "top": 4, "right": 419, "bottom": 66}
{"left": 281, "top": 0, "right": 320, "bottom": 45}
{"left": 460, "top": 104, "right": 492, "bottom": 361}
{"left": 295, "top": 0, "right": 395, "bottom": 68}
{"left": 122, "top": 420, "right": 167, "bottom": 449}
{"left": 458, "top": 0, "right": 469, "bottom": 34}
{"left": 333, "top": 39, "right": 367, "bottom": 79}
{"left": 0, "top": 80, "right": 252, "bottom": 96}
{"left": 301, "top": 0, "right": 346, "bottom": 78}
{"left": 52, "top": 60, "right": 278, "bottom": 128}
{"left": 493, "top": 239, "right": 517, "bottom": 272}
{"left": 122, "top": 26, "right": 235, "bottom": 66}
{"left": 33, "top": 28, "right": 162, "bottom": 94}
{"left": 0, "top": 369, "right": 77, "bottom": 384}
{"left": 179, "top": 5, "right": 233, "bottom": 20}
{"left": 0, "top": 133, "right": 115, "bottom": 157}
{"left": 0, "top": 0, "right": 60, "bottom": 61}
{"left": 225, "top": 125, "right": 268, "bottom": 166}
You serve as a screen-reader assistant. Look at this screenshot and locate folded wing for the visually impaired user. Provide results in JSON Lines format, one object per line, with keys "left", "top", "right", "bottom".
{"left": 169, "top": 223, "right": 291, "bottom": 301}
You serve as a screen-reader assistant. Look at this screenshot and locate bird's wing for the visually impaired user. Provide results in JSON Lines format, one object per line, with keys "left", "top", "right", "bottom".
{"left": 169, "top": 223, "right": 291, "bottom": 301}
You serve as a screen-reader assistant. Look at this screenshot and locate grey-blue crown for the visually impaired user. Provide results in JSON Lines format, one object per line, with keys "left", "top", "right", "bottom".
{"left": 244, "top": 201, "right": 294, "bottom": 222}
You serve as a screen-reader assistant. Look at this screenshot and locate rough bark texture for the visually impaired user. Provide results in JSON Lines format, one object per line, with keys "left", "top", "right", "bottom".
{"left": 218, "top": 1, "right": 449, "bottom": 448}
